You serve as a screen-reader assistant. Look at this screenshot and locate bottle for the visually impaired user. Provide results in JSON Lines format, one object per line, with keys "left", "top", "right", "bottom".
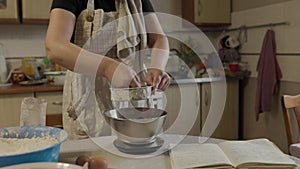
{"left": 20, "top": 97, "right": 47, "bottom": 126}
{"left": 43, "top": 57, "right": 52, "bottom": 72}
{"left": 0, "top": 43, "right": 8, "bottom": 83}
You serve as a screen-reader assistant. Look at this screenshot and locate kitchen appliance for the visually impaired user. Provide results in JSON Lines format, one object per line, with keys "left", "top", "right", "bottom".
{"left": 104, "top": 108, "right": 167, "bottom": 154}
{"left": 108, "top": 85, "right": 167, "bottom": 154}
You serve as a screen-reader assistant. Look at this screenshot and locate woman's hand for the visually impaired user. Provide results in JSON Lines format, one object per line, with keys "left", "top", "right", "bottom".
{"left": 102, "top": 58, "right": 140, "bottom": 88}
{"left": 146, "top": 68, "right": 170, "bottom": 91}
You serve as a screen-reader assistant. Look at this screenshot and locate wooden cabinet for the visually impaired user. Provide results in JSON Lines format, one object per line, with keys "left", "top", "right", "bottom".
{"left": 21, "top": 0, "right": 53, "bottom": 23}
{"left": 0, "top": 93, "right": 34, "bottom": 128}
{"left": 182, "top": 0, "right": 231, "bottom": 26}
{"left": 35, "top": 91, "right": 63, "bottom": 128}
{"left": 0, "top": 0, "right": 20, "bottom": 23}
{"left": 164, "top": 80, "right": 239, "bottom": 138}
{"left": 164, "top": 83, "right": 201, "bottom": 136}
{"left": 201, "top": 79, "right": 239, "bottom": 140}
{"left": 0, "top": 91, "right": 63, "bottom": 128}
{"left": 35, "top": 91, "right": 63, "bottom": 115}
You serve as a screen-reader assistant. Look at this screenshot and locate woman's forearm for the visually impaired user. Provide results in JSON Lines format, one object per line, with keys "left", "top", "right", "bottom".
{"left": 149, "top": 35, "right": 169, "bottom": 70}
{"left": 145, "top": 13, "right": 169, "bottom": 71}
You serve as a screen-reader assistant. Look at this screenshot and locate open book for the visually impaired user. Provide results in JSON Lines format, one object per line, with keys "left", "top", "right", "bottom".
{"left": 169, "top": 138, "right": 297, "bottom": 169}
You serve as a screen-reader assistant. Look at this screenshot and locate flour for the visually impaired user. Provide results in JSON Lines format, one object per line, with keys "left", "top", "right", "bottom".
{"left": 0, "top": 136, "right": 58, "bottom": 156}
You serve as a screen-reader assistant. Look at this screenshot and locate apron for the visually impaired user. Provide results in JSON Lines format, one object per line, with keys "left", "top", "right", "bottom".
{"left": 62, "top": 0, "right": 147, "bottom": 140}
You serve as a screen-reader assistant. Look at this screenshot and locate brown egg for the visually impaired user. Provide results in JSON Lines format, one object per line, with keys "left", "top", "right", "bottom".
{"left": 88, "top": 157, "right": 108, "bottom": 169}
{"left": 75, "top": 154, "right": 90, "bottom": 166}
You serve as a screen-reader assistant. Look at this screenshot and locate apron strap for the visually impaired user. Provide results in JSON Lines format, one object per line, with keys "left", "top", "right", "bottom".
{"left": 86, "top": 0, "right": 95, "bottom": 22}
{"left": 86, "top": 0, "right": 122, "bottom": 22}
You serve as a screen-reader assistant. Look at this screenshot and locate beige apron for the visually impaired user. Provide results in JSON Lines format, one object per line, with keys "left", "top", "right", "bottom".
{"left": 62, "top": 0, "right": 147, "bottom": 140}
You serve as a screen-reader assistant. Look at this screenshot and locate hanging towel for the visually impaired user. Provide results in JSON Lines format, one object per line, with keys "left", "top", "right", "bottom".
{"left": 255, "top": 29, "right": 282, "bottom": 121}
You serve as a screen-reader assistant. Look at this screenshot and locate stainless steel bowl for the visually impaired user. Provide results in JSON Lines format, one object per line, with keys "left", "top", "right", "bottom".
{"left": 104, "top": 108, "right": 167, "bottom": 144}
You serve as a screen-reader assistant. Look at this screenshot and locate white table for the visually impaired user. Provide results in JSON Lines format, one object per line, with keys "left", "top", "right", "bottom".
{"left": 59, "top": 135, "right": 300, "bottom": 169}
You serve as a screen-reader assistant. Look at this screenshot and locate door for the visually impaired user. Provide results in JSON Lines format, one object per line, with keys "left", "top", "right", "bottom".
{"left": 194, "top": 0, "right": 231, "bottom": 25}
{"left": 0, "top": 0, "right": 19, "bottom": 23}
{"left": 22, "top": 0, "right": 52, "bottom": 23}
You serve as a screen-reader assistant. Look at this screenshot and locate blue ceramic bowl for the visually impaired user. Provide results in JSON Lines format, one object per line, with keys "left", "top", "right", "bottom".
{"left": 0, "top": 126, "right": 68, "bottom": 167}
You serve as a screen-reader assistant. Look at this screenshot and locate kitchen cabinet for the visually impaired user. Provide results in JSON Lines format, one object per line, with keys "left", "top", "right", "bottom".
{"left": 0, "top": 93, "right": 34, "bottom": 128}
{"left": 0, "top": 91, "right": 63, "bottom": 128}
{"left": 164, "top": 80, "right": 239, "bottom": 138}
{"left": 182, "top": 0, "right": 231, "bottom": 26}
{"left": 35, "top": 91, "right": 63, "bottom": 128}
{"left": 0, "top": 0, "right": 20, "bottom": 23}
{"left": 201, "top": 78, "right": 239, "bottom": 140}
{"left": 164, "top": 83, "right": 201, "bottom": 136}
{"left": 21, "top": 0, "right": 53, "bottom": 23}
{"left": 35, "top": 91, "right": 63, "bottom": 115}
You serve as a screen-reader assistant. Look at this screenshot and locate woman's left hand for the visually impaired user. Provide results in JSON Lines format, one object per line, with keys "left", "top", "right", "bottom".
{"left": 146, "top": 68, "right": 170, "bottom": 91}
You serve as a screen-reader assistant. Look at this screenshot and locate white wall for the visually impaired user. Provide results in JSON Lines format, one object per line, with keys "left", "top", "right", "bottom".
{"left": 0, "top": 24, "right": 47, "bottom": 58}
{"left": 226, "top": 0, "right": 300, "bottom": 82}
{"left": 150, "top": 0, "right": 181, "bottom": 16}
{"left": 226, "top": 0, "right": 300, "bottom": 153}
{"left": 232, "top": 0, "right": 292, "bottom": 12}
{"left": 0, "top": 0, "right": 182, "bottom": 59}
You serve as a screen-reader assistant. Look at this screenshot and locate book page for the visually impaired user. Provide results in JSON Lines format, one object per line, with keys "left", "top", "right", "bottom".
{"left": 218, "top": 139, "right": 297, "bottom": 168}
{"left": 169, "top": 143, "right": 233, "bottom": 169}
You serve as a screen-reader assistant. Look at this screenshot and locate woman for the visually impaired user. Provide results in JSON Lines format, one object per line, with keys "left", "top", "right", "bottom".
{"left": 45, "top": 0, "right": 170, "bottom": 139}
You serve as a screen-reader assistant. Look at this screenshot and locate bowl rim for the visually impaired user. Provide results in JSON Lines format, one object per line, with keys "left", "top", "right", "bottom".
{"left": 104, "top": 108, "right": 167, "bottom": 122}
{"left": 0, "top": 162, "right": 82, "bottom": 169}
{"left": 0, "top": 126, "right": 68, "bottom": 158}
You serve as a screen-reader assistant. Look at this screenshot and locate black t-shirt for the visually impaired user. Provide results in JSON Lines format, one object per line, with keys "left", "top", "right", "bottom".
{"left": 51, "top": 0, "right": 155, "bottom": 17}
{"left": 51, "top": 0, "right": 155, "bottom": 42}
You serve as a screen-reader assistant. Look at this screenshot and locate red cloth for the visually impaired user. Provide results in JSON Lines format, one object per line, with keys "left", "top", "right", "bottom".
{"left": 255, "top": 29, "right": 282, "bottom": 121}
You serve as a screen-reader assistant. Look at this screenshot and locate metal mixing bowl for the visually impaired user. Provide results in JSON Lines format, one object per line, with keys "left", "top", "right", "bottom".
{"left": 104, "top": 108, "right": 167, "bottom": 144}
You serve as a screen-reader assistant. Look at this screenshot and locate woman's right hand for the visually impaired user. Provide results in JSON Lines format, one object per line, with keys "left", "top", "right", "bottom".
{"left": 102, "top": 58, "right": 140, "bottom": 88}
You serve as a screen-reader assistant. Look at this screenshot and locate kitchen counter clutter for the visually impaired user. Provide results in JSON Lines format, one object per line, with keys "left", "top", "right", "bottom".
{"left": 0, "top": 83, "right": 63, "bottom": 95}
{"left": 0, "top": 76, "right": 223, "bottom": 95}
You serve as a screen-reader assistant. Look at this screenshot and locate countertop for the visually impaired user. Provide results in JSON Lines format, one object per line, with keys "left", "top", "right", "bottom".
{"left": 0, "top": 74, "right": 234, "bottom": 95}
{"left": 0, "top": 83, "right": 63, "bottom": 95}
{"left": 170, "top": 76, "right": 225, "bottom": 85}
{"left": 0, "top": 77, "right": 218, "bottom": 95}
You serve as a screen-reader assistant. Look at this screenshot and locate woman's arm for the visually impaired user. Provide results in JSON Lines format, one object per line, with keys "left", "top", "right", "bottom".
{"left": 45, "top": 9, "right": 140, "bottom": 87}
{"left": 144, "top": 13, "right": 170, "bottom": 90}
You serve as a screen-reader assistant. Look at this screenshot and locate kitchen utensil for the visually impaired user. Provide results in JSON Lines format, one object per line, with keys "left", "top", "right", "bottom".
{"left": 104, "top": 108, "right": 167, "bottom": 145}
{"left": 19, "top": 78, "right": 48, "bottom": 86}
{"left": 0, "top": 126, "right": 68, "bottom": 167}
{"left": 44, "top": 71, "right": 66, "bottom": 85}
{"left": 110, "top": 86, "right": 152, "bottom": 101}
